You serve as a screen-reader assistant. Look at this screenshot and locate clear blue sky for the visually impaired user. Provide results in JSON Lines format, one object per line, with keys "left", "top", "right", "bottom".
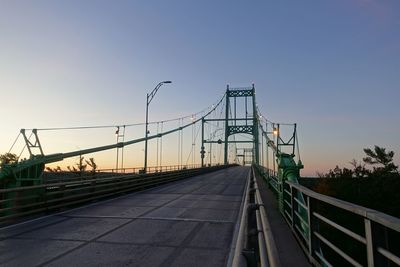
{"left": 1, "top": 0, "right": 399, "bottom": 176}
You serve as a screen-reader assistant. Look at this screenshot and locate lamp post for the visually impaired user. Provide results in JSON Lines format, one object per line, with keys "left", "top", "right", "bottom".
{"left": 144, "top": 81, "right": 172, "bottom": 173}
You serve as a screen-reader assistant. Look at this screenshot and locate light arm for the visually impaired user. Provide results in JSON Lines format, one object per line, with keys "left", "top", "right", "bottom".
{"left": 147, "top": 81, "right": 172, "bottom": 105}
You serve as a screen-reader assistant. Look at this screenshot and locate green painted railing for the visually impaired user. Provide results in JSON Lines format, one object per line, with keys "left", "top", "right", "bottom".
{"left": 258, "top": 164, "right": 400, "bottom": 266}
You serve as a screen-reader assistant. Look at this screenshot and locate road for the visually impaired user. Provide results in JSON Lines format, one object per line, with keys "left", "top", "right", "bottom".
{"left": 0, "top": 166, "right": 249, "bottom": 267}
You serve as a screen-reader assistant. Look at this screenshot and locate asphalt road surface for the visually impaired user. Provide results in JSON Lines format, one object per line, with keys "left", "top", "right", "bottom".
{"left": 1, "top": 166, "right": 249, "bottom": 267}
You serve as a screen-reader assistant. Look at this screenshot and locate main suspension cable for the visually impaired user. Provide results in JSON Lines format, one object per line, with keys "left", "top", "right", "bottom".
{"left": 28, "top": 95, "right": 224, "bottom": 132}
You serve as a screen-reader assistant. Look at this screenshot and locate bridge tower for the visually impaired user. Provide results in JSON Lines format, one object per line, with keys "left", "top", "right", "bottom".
{"left": 201, "top": 84, "right": 259, "bottom": 166}
{"left": 224, "top": 84, "right": 259, "bottom": 165}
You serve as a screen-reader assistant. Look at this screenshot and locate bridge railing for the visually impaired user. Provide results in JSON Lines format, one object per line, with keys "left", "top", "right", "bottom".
{"left": 284, "top": 181, "right": 400, "bottom": 267}
{"left": 94, "top": 164, "right": 203, "bottom": 174}
{"left": 0, "top": 165, "right": 232, "bottom": 225}
{"left": 232, "top": 166, "right": 280, "bottom": 267}
{"left": 255, "top": 166, "right": 280, "bottom": 194}
{"left": 253, "top": 167, "right": 281, "bottom": 267}
{"left": 43, "top": 164, "right": 203, "bottom": 183}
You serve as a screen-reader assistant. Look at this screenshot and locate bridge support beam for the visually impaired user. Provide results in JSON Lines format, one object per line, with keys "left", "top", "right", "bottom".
{"left": 252, "top": 83, "right": 259, "bottom": 165}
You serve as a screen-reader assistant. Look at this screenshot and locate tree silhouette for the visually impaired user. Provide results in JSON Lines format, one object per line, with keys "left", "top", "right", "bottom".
{"left": 324, "top": 165, "right": 353, "bottom": 178}
{"left": 66, "top": 155, "right": 87, "bottom": 176}
{"left": 67, "top": 166, "right": 78, "bottom": 172}
{"left": 363, "top": 145, "right": 398, "bottom": 175}
{"left": 77, "top": 155, "right": 87, "bottom": 173}
{"left": 349, "top": 159, "right": 369, "bottom": 178}
{"left": 85, "top": 158, "right": 97, "bottom": 174}
{"left": 318, "top": 146, "right": 398, "bottom": 179}
{"left": 0, "top": 153, "right": 18, "bottom": 169}
{"left": 0, "top": 153, "right": 18, "bottom": 165}
{"left": 45, "top": 166, "right": 62, "bottom": 172}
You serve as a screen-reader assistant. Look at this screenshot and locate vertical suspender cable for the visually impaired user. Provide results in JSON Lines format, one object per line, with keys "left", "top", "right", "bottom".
{"left": 178, "top": 120, "right": 181, "bottom": 169}
{"left": 266, "top": 123, "right": 269, "bottom": 171}
{"left": 209, "top": 128, "right": 212, "bottom": 167}
{"left": 160, "top": 122, "right": 163, "bottom": 170}
{"left": 156, "top": 122, "right": 159, "bottom": 170}
{"left": 121, "top": 125, "right": 125, "bottom": 170}
{"left": 115, "top": 127, "right": 119, "bottom": 172}
{"left": 185, "top": 120, "right": 202, "bottom": 166}
{"left": 194, "top": 121, "right": 196, "bottom": 166}
{"left": 181, "top": 118, "right": 184, "bottom": 168}
{"left": 192, "top": 119, "right": 195, "bottom": 166}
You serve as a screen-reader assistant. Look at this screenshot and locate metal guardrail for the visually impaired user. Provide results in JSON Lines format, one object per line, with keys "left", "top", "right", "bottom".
{"left": 256, "top": 165, "right": 400, "bottom": 266}
{"left": 283, "top": 181, "right": 400, "bottom": 267}
{"left": 94, "top": 164, "right": 203, "bottom": 174}
{"left": 253, "top": 167, "right": 281, "bottom": 267}
{"left": 232, "top": 167, "right": 281, "bottom": 267}
{"left": 257, "top": 166, "right": 279, "bottom": 195}
{"left": 0, "top": 165, "right": 231, "bottom": 225}
{"left": 42, "top": 164, "right": 204, "bottom": 183}
{"left": 232, "top": 169, "right": 252, "bottom": 267}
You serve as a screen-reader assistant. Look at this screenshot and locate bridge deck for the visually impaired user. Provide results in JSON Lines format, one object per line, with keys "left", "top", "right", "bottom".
{"left": 1, "top": 166, "right": 248, "bottom": 267}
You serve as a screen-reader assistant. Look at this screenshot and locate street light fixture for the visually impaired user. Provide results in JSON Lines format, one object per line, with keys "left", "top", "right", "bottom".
{"left": 143, "top": 81, "right": 172, "bottom": 173}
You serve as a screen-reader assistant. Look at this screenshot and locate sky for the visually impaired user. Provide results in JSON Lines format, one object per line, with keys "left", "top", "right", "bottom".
{"left": 1, "top": 0, "right": 399, "bottom": 176}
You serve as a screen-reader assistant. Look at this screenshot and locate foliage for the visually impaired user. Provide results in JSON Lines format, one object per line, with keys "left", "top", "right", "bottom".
{"left": 66, "top": 157, "right": 97, "bottom": 175}
{"left": 319, "top": 146, "right": 398, "bottom": 179}
{"left": 309, "top": 175, "right": 400, "bottom": 217}
{"left": 322, "top": 165, "right": 354, "bottom": 178}
{"left": 349, "top": 159, "right": 370, "bottom": 178}
{"left": 66, "top": 155, "right": 87, "bottom": 175}
{"left": 311, "top": 145, "right": 400, "bottom": 217}
{"left": 85, "top": 158, "right": 97, "bottom": 173}
{"left": 77, "top": 155, "right": 87, "bottom": 172}
{"left": 363, "top": 145, "right": 398, "bottom": 176}
{"left": 0, "top": 153, "right": 18, "bottom": 167}
{"left": 45, "top": 166, "right": 62, "bottom": 172}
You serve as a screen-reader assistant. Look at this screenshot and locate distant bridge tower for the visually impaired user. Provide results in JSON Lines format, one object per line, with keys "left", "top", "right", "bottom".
{"left": 224, "top": 84, "right": 259, "bottom": 165}
{"left": 201, "top": 84, "right": 259, "bottom": 166}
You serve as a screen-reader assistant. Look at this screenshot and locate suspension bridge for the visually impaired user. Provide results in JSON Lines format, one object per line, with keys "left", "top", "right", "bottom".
{"left": 1, "top": 85, "right": 399, "bottom": 267}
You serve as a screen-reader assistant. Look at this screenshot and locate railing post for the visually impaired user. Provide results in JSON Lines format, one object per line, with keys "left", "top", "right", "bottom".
{"left": 278, "top": 179, "right": 284, "bottom": 213}
{"left": 366, "top": 219, "right": 391, "bottom": 266}
{"left": 365, "top": 218, "right": 374, "bottom": 267}
{"left": 306, "top": 195, "right": 313, "bottom": 258}
{"left": 308, "top": 197, "right": 321, "bottom": 264}
{"left": 290, "top": 185, "right": 295, "bottom": 229}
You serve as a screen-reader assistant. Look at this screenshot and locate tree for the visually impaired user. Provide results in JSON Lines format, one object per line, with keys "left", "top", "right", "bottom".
{"left": 0, "top": 153, "right": 18, "bottom": 169}
{"left": 363, "top": 146, "right": 398, "bottom": 175}
{"left": 324, "top": 165, "right": 353, "bottom": 178}
{"left": 349, "top": 159, "right": 369, "bottom": 178}
{"left": 67, "top": 166, "right": 78, "bottom": 172}
{"left": 85, "top": 158, "right": 97, "bottom": 174}
{"left": 77, "top": 155, "right": 87, "bottom": 173}
{"left": 45, "top": 166, "right": 62, "bottom": 172}
{"left": 66, "top": 155, "right": 87, "bottom": 176}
